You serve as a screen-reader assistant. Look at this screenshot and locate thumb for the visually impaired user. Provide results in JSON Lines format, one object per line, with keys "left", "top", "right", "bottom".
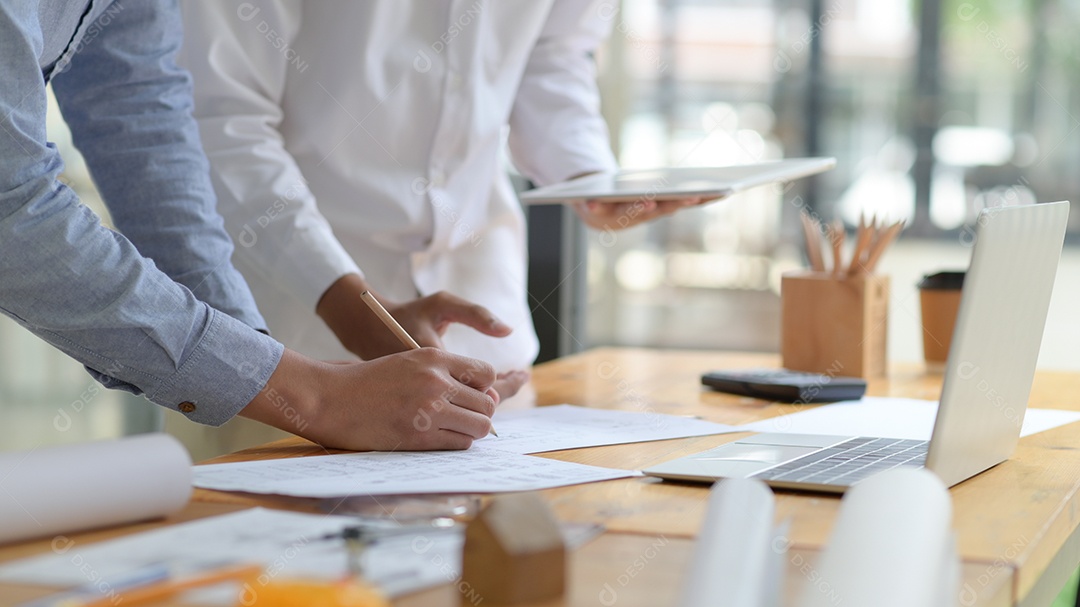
{"left": 429, "top": 293, "right": 512, "bottom": 337}
{"left": 410, "top": 325, "right": 446, "bottom": 350}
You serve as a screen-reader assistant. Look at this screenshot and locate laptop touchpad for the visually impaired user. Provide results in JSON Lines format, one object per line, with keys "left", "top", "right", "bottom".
{"left": 694, "top": 443, "right": 821, "bottom": 464}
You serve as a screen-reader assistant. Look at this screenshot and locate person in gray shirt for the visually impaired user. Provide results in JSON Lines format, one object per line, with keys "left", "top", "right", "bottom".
{"left": 0, "top": 0, "right": 497, "bottom": 451}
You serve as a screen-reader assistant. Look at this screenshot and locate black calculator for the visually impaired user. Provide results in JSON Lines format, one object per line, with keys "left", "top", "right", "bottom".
{"left": 701, "top": 369, "right": 866, "bottom": 403}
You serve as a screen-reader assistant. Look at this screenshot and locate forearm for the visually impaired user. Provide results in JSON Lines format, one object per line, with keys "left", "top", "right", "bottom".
{"left": 238, "top": 348, "right": 321, "bottom": 434}
{"left": 315, "top": 273, "right": 391, "bottom": 359}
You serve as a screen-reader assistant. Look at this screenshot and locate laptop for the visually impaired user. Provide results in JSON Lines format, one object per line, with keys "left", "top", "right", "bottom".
{"left": 518, "top": 158, "right": 836, "bottom": 204}
{"left": 643, "top": 201, "right": 1070, "bottom": 493}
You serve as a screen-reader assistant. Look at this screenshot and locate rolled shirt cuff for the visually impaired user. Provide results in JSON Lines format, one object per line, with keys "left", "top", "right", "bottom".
{"left": 88, "top": 308, "right": 284, "bottom": 426}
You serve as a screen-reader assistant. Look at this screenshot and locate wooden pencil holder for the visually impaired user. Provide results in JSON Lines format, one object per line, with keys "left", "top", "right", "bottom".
{"left": 780, "top": 271, "right": 889, "bottom": 379}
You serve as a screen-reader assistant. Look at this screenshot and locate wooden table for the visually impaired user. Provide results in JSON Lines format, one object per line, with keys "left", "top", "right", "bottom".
{"left": 4, "top": 348, "right": 1080, "bottom": 606}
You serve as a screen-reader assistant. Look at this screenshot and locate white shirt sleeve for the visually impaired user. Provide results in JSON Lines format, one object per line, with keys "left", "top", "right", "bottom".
{"left": 507, "top": 0, "right": 619, "bottom": 186}
{"left": 178, "top": 0, "right": 361, "bottom": 313}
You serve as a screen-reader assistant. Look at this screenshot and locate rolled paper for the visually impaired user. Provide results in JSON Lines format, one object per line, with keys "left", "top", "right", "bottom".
{"left": 799, "top": 467, "right": 957, "bottom": 607}
{"left": 0, "top": 434, "right": 192, "bottom": 545}
{"left": 678, "top": 478, "right": 777, "bottom": 607}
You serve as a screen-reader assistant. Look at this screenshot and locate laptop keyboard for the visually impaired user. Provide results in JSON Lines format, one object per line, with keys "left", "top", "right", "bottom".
{"left": 751, "top": 437, "right": 928, "bottom": 486}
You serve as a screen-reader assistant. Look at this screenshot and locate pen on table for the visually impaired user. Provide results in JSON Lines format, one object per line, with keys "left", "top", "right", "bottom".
{"left": 317, "top": 518, "right": 459, "bottom": 544}
{"left": 315, "top": 522, "right": 459, "bottom": 577}
{"left": 21, "top": 563, "right": 170, "bottom": 607}
{"left": 359, "top": 291, "right": 499, "bottom": 437}
{"left": 74, "top": 563, "right": 263, "bottom": 607}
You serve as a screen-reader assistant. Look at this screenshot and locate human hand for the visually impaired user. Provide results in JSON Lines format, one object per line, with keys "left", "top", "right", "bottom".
{"left": 384, "top": 291, "right": 512, "bottom": 352}
{"left": 242, "top": 348, "right": 498, "bottom": 451}
{"left": 317, "top": 274, "right": 512, "bottom": 360}
{"left": 572, "top": 196, "right": 708, "bottom": 231}
{"left": 493, "top": 369, "right": 530, "bottom": 401}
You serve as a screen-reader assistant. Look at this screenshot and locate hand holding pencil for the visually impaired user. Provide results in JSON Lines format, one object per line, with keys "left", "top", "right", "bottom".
{"left": 361, "top": 291, "right": 500, "bottom": 437}
{"left": 316, "top": 275, "right": 529, "bottom": 401}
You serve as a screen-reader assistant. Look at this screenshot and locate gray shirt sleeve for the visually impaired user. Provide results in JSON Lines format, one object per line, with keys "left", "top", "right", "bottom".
{"left": 0, "top": 0, "right": 283, "bottom": 425}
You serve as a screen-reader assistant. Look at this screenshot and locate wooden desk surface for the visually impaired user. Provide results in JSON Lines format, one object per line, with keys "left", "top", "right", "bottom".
{"left": 4, "top": 348, "right": 1080, "bottom": 606}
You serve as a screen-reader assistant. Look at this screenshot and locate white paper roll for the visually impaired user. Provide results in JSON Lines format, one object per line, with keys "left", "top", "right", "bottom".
{"left": 0, "top": 434, "right": 192, "bottom": 545}
{"left": 798, "top": 468, "right": 958, "bottom": 607}
{"left": 678, "top": 478, "right": 777, "bottom": 607}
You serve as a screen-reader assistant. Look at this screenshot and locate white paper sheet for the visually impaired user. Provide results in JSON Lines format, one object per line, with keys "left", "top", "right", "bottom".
{"left": 0, "top": 508, "right": 605, "bottom": 604}
{"left": 739, "top": 397, "right": 1080, "bottom": 440}
{"left": 0, "top": 507, "right": 455, "bottom": 601}
{"left": 0, "top": 434, "right": 191, "bottom": 545}
{"left": 192, "top": 447, "right": 635, "bottom": 498}
{"left": 478, "top": 404, "right": 738, "bottom": 454}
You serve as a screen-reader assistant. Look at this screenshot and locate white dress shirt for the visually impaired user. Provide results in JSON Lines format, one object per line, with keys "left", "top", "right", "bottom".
{"left": 179, "top": 0, "right": 617, "bottom": 371}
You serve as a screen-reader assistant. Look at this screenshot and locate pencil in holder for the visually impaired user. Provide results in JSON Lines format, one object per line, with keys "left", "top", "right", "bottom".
{"left": 781, "top": 271, "right": 889, "bottom": 379}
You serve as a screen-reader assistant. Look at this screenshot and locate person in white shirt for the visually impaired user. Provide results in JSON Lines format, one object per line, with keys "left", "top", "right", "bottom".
{"left": 179, "top": 1, "right": 702, "bottom": 399}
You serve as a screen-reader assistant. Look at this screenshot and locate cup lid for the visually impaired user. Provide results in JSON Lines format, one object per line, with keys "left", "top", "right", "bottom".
{"left": 917, "top": 271, "right": 965, "bottom": 290}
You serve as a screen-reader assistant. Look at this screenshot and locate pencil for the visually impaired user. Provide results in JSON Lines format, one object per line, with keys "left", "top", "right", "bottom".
{"left": 78, "top": 563, "right": 263, "bottom": 607}
{"left": 829, "top": 219, "right": 845, "bottom": 277}
{"left": 359, "top": 291, "right": 498, "bottom": 437}
{"left": 861, "top": 220, "right": 905, "bottom": 274}
{"left": 846, "top": 213, "right": 875, "bottom": 277}
{"left": 800, "top": 212, "right": 825, "bottom": 272}
{"left": 359, "top": 290, "right": 420, "bottom": 350}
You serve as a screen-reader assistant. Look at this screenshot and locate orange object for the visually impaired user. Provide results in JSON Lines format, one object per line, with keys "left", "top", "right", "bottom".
{"left": 238, "top": 577, "right": 389, "bottom": 607}
{"left": 918, "top": 272, "right": 964, "bottom": 368}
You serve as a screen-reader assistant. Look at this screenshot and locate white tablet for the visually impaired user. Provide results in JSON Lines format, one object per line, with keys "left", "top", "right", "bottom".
{"left": 519, "top": 157, "right": 837, "bottom": 205}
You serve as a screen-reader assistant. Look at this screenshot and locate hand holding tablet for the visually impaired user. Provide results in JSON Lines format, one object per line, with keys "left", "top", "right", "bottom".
{"left": 572, "top": 194, "right": 708, "bottom": 230}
